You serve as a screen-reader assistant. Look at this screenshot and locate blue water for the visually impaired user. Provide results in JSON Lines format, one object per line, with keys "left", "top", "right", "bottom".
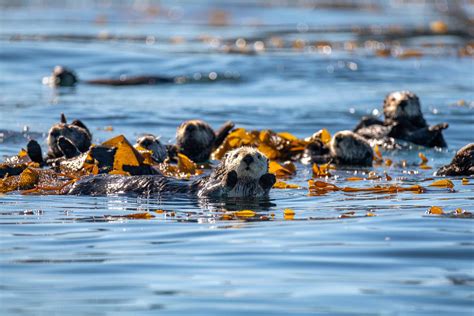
{"left": 1, "top": 1, "right": 473, "bottom": 315}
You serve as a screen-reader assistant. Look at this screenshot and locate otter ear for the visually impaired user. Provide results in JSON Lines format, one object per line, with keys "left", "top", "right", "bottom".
{"left": 259, "top": 173, "right": 276, "bottom": 190}
{"left": 225, "top": 170, "right": 238, "bottom": 189}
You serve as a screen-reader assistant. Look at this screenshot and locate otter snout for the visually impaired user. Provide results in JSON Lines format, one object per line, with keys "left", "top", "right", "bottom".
{"left": 243, "top": 154, "right": 254, "bottom": 166}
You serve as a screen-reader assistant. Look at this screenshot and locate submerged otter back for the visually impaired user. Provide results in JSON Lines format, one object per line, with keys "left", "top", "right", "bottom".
{"left": 65, "top": 174, "right": 194, "bottom": 196}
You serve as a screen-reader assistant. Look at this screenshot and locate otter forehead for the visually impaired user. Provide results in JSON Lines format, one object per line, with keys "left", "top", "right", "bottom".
{"left": 224, "top": 147, "right": 267, "bottom": 164}
{"left": 389, "top": 91, "right": 416, "bottom": 101}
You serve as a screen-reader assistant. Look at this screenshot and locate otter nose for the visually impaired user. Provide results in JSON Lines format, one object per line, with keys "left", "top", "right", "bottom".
{"left": 243, "top": 154, "right": 254, "bottom": 165}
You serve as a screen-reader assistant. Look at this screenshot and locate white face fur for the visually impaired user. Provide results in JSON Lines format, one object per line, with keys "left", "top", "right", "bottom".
{"left": 383, "top": 91, "right": 422, "bottom": 121}
{"left": 223, "top": 147, "right": 268, "bottom": 181}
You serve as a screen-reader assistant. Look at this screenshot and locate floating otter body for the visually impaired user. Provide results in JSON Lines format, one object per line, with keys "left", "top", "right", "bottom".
{"left": 175, "top": 120, "right": 235, "bottom": 163}
{"left": 44, "top": 66, "right": 173, "bottom": 87}
{"left": 436, "top": 143, "right": 474, "bottom": 176}
{"left": 354, "top": 91, "right": 448, "bottom": 148}
{"left": 303, "top": 130, "right": 374, "bottom": 166}
{"left": 65, "top": 147, "right": 276, "bottom": 198}
{"left": 44, "top": 66, "right": 239, "bottom": 87}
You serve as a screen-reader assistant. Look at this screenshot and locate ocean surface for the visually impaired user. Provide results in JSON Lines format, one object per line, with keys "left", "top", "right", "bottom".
{"left": 0, "top": 1, "right": 473, "bottom": 315}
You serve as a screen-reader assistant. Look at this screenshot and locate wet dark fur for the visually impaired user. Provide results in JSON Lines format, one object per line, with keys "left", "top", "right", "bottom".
{"left": 436, "top": 143, "right": 474, "bottom": 176}
{"left": 65, "top": 174, "right": 197, "bottom": 196}
{"left": 175, "top": 120, "right": 234, "bottom": 163}
{"left": 176, "top": 121, "right": 215, "bottom": 163}
{"left": 303, "top": 140, "right": 331, "bottom": 164}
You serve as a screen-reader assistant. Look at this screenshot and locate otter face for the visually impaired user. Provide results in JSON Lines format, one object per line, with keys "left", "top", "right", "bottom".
{"left": 136, "top": 135, "right": 167, "bottom": 163}
{"left": 46, "top": 66, "right": 78, "bottom": 87}
{"left": 176, "top": 120, "right": 216, "bottom": 163}
{"left": 383, "top": 91, "right": 423, "bottom": 124}
{"left": 330, "top": 131, "right": 373, "bottom": 166}
{"left": 223, "top": 147, "right": 269, "bottom": 181}
{"left": 198, "top": 147, "right": 275, "bottom": 198}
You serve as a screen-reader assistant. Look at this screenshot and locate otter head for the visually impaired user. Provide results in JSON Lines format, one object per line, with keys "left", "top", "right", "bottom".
{"left": 223, "top": 147, "right": 269, "bottom": 181}
{"left": 198, "top": 147, "right": 276, "bottom": 198}
{"left": 47, "top": 114, "right": 92, "bottom": 159}
{"left": 329, "top": 131, "right": 373, "bottom": 166}
{"left": 136, "top": 135, "right": 167, "bottom": 163}
{"left": 383, "top": 91, "right": 426, "bottom": 127}
{"left": 46, "top": 66, "right": 78, "bottom": 87}
{"left": 176, "top": 120, "right": 216, "bottom": 163}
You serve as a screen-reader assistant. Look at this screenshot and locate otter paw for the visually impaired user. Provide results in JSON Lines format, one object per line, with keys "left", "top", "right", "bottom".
{"left": 259, "top": 173, "right": 276, "bottom": 190}
{"left": 71, "top": 119, "right": 91, "bottom": 136}
{"left": 26, "top": 139, "right": 44, "bottom": 164}
{"left": 225, "top": 170, "right": 238, "bottom": 189}
{"left": 57, "top": 136, "right": 81, "bottom": 159}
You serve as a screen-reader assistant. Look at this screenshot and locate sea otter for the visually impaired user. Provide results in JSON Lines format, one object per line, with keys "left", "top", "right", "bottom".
{"left": 44, "top": 65, "right": 239, "bottom": 87}
{"left": 47, "top": 113, "right": 92, "bottom": 159}
{"left": 436, "top": 143, "right": 474, "bottom": 176}
{"left": 175, "top": 120, "right": 235, "bottom": 163}
{"left": 135, "top": 135, "right": 168, "bottom": 163}
{"left": 329, "top": 131, "right": 374, "bottom": 166}
{"left": 64, "top": 147, "right": 276, "bottom": 198}
{"left": 303, "top": 130, "right": 374, "bottom": 166}
{"left": 354, "top": 91, "right": 448, "bottom": 148}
